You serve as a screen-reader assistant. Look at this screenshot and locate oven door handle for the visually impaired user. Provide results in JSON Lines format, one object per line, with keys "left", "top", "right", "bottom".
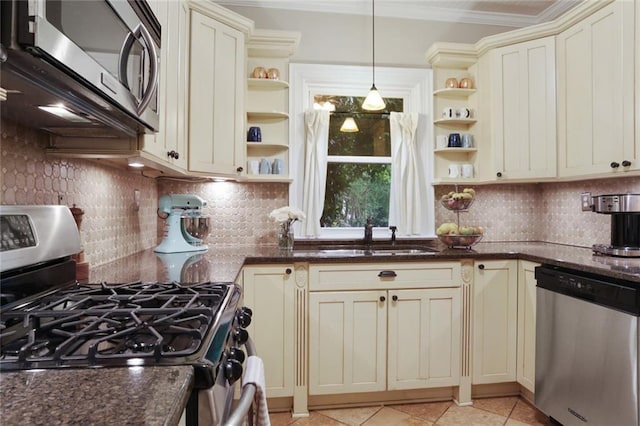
{"left": 224, "top": 338, "right": 258, "bottom": 426}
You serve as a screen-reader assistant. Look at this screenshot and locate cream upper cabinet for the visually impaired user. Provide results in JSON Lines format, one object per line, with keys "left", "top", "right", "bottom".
{"left": 490, "top": 37, "right": 556, "bottom": 180}
{"left": 186, "top": 2, "right": 250, "bottom": 177}
{"left": 472, "top": 260, "right": 518, "bottom": 385}
{"left": 308, "top": 262, "right": 461, "bottom": 396}
{"left": 242, "top": 265, "right": 295, "bottom": 398}
{"left": 142, "top": 0, "right": 188, "bottom": 170}
{"left": 557, "top": 0, "right": 637, "bottom": 177}
{"left": 517, "top": 260, "right": 539, "bottom": 394}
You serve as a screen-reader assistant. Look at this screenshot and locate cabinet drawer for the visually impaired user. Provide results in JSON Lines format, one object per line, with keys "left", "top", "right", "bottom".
{"left": 309, "top": 262, "right": 461, "bottom": 291}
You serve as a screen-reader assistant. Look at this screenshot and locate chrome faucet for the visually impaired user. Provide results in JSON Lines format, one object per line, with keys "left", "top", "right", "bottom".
{"left": 389, "top": 226, "right": 397, "bottom": 246}
{"left": 364, "top": 217, "right": 374, "bottom": 245}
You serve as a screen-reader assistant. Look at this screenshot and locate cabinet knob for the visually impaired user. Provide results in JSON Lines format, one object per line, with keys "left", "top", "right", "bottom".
{"left": 167, "top": 150, "right": 179, "bottom": 159}
{"left": 379, "top": 296, "right": 386, "bottom": 302}
{"left": 622, "top": 160, "right": 632, "bottom": 167}
{"left": 236, "top": 166, "right": 244, "bottom": 173}
{"left": 610, "top": 161, "right": 620, "bottom": 169}
{"left": 285, "top": 268, "right": 292, "bottom": 275}
{"left": 392, "top": 295, "right": 398, "bottom": 302}
{"left": 496, "top": 172, "right": 503, "bottom": 178}
{"left": 478, "top": 264, "right": 485, "bottom": 270}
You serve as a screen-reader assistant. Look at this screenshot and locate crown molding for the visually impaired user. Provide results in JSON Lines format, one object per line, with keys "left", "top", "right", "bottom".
{"left": 247, "top": 29, "right": 301, "bottom": 57}
{"left": 188, "top": 0, "right": 254, "bottom": 34}
{"left": 215, "top": 0, "right": 577, "bottom": 28}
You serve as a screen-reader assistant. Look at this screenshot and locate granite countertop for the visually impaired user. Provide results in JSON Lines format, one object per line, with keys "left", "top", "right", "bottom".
{"left": 0, "top": 366, "right": 193, "bottom": 426}
{"left": 87, "top": 240, "right": 640, "bottom": 284}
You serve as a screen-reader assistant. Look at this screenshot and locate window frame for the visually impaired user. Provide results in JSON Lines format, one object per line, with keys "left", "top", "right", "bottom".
{"left": 289, "top": 63, "right": 434, "bottom": 240}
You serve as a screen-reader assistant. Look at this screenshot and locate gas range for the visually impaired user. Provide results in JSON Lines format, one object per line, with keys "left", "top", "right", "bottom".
{"left": 0, "top": 205, "right": 257, "bottom": 425}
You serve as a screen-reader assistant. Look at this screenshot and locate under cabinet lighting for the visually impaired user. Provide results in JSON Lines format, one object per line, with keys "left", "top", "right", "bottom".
{"left": 127, "top": 158, "right": 145, "bottom": 168}
{"left": 38, "top": 104, "right": 92, "bottom": 123}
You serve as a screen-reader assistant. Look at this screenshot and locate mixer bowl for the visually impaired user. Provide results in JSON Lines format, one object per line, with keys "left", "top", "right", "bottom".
{"left": 181, "top": 216, "right": 210, "bottom": 243}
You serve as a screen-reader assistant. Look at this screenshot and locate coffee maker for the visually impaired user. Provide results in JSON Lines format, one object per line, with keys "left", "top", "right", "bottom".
{"left": 585, "top": 193, "right": 640, "bottom": 257}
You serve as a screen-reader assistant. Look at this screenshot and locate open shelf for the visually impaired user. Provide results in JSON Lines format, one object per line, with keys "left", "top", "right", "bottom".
{"left": 247, "top": 142, "right": 289, "bottom": 150}
{"left": 433, "top": 88, "right": 476, "bottom": 98}
{"left": 248, "top": 78, "right": 290, "bottom": 90}
{"left": 247, "top": 111, "right": 289, "bottom": 120}
{"left": 434, "top": 147, "right": 478, "bottom": 154}
{"left": 434, "top": 118, "right": 477, "bottom": 125}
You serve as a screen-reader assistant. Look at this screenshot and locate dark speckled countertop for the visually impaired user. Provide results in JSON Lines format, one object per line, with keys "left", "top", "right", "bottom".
{"left": 4, "top": 240, "right": 638, "bottom": 426}
{"left": 0, "top": 366, "right": 193, "bottom": 426}
{"left": 88, "top": 240, "right": 640, "bottom": 284}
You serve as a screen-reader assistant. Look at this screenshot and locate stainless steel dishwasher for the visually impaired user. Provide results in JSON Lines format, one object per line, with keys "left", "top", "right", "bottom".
{"left": 535, "top": 265, "right": 640, "bottom": 426}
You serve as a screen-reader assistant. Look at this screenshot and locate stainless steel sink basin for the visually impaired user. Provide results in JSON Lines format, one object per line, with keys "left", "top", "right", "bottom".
{"left": 295, "top": 245, "right": 438, "bottom": 257}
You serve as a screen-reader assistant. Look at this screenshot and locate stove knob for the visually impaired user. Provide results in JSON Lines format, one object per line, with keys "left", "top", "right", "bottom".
{"left": 228, "top": 347, "right": 246, "bottom": 364}
{"left": 224, "top": 359, "right": 243, "bottom": 383}
{"left": 237, "top": 308, "right": 252, "bottom": 328}
{"left": 234, "top": 328, "right": 249, "bottom": 346}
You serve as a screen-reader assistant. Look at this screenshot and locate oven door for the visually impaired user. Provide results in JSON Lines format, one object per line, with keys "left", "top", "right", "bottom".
{"left": 16, "top": 0, "right": 160, "bottom": 131}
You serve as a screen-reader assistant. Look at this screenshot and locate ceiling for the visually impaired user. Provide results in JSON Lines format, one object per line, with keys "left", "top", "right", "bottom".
{"left": 215, "top": 0, "right": 582, "bottom": 27}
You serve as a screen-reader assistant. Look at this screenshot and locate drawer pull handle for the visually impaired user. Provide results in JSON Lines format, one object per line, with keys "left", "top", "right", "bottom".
{"left": 378, "top": 270, "right": 397, "bottom": 278}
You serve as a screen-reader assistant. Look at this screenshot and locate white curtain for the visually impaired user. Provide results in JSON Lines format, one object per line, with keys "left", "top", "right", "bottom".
{"left": 301, "top": 109, "right": 330, "bottom": 237}
{"left": 389, "top": 112, "right": 427, "bottom": 235}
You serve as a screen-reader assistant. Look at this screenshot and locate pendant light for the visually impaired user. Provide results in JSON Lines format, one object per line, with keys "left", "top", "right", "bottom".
{"left": 362, "top": 0, "right": 385, "bottom": 111}
{"left": 340, "top": 117, "right": 359, "bottom": 132}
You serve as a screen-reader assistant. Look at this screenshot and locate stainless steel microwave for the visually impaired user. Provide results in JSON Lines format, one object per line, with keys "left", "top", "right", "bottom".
{"left": 0, "top": 0, "right": 160, "bottom": 138}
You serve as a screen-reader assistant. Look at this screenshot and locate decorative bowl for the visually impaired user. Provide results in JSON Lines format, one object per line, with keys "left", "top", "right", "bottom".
{"left": 437, "top": 234, "right": 483, "bottom": 249}
{"left": 440, "top": 197, "right": 474, "bottom": 211}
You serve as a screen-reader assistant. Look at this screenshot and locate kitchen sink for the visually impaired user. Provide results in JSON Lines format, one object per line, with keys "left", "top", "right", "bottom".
{"left": 295, "top": 245, "right": 438, "bottom": 257}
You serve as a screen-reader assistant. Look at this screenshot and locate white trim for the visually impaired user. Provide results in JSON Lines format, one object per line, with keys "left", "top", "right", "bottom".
{"left": 289, "top": 63, "right": 434, "bottom": 240}
{"left": 216, "top": 0, "right": 579, "bottom": 28}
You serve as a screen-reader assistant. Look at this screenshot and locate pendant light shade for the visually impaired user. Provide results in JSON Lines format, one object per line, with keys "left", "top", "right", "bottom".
{"left": 340, "top": 117, "right": 359, "bottom": 132}
{"left": 362, "top": 0, "right": 385, "bottom": 111}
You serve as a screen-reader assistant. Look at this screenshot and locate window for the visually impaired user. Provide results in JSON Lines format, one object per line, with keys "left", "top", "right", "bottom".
{"left": 315, "top": 95, "right": 404, "bottom": 228}
{"left": 290, "top": 64, "right": 434, "bottom": 239}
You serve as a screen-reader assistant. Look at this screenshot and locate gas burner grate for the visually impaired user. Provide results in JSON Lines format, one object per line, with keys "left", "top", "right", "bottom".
{"left": 0, "top": 281, "right": 234, "bottom": 366}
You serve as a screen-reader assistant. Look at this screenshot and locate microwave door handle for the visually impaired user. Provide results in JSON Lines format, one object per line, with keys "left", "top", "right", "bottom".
{"left": 118, "top": 23, "right": 159, "bottom": 115}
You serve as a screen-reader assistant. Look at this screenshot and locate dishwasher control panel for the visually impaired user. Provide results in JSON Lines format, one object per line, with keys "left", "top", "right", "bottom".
{"left": 535, "top": 265, "right": 640, "bottom": 315}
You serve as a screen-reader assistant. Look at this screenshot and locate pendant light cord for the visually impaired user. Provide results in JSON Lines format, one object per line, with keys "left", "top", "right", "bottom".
{"left": 371, "top": 0, "right": 376, "bottom": 87}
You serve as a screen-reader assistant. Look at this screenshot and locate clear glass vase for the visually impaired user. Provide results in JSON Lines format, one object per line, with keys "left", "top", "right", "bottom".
{"left": 278, "top": 223, "right": 294, "bottom": 251}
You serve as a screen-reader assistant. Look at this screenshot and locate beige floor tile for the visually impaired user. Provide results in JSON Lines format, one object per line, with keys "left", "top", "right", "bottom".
{"left": 292, "top": 411, "right": 350, "bottom": 425}
{"left": 473, "top": 396, "right": 519, "bottom": 417}
{"left": 505, "top": 419, "right": 532, "bottom": 426}
{"left": 390, "top": 401, "right": 453, "bottom": 422}
{"left": 270, "top": 411, "right": 298, "bottom": 426}
{"left": 509, "top": 400, "right": 553, "bottom": 426}
{"left": 435, "top": 405, "right": 507, "bottom": 426}
{"left": 362, "top": 407, "right": 432, "bottom": 426}
{"left": 316, "top": 406, "right": 382, "bottom": 426}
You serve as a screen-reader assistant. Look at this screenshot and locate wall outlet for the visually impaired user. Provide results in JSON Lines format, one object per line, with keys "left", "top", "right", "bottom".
{"left": 580, "top": 192, "right": 593, "bottom": 211}
{"left": 133, "top": 189, "right": 140, "bottom": 211}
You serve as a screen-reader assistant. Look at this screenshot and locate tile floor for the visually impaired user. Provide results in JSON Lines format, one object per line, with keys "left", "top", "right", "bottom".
{"left": 269, "top": 396, "right": 552, "bottom": 426}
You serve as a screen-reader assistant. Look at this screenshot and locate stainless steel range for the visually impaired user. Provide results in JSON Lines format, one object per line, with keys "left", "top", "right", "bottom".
{"left": 0, "top": 205, "right": 257, "bottom": 425}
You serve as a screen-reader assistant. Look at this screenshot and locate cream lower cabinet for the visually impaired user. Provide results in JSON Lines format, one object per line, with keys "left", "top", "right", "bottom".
{"left": 242, "top": 265, "right": 295, "bottom": 397}
{"left": 472, "top": 260, "right": 518, "bottom": 384}
{"left": 517, "top": 260, "right": 539, "bottom": 393}
{"left": 308, "top": 262, "right": 461, "bottom": 396}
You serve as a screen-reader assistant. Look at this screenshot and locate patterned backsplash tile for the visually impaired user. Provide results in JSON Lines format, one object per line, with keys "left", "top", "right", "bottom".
{"left": 2, "top": 118, "right": 638, "bottom": 266}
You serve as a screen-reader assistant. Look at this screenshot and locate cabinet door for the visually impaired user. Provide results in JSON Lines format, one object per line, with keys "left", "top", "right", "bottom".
{"left": 309, "top": 291, "right": 387, "bottom": 395}
{"left": 473, "top": 260, "right": 517, "bottom": 384}
{"left": 557, "top": 0, "right": 636, "bottom": 177}
{"left": 242, "top": 265, "right": 295, "bottom": 397}
{"left": 491, "top": 37, "right": 556, "bottom": 179}
{"left": 141, "top": 0, "right": 188, "bottom": 170}
{"left": 517, "top": 260, "right": 539, "bottom": 394}
{"left": 387, "top": 288, "right": 460, "bottom": 390}
{"left": 188, "top": 9, "right": 245, "bottom": 175}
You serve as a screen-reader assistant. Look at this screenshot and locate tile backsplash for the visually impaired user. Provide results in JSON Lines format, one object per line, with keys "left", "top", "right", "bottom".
{"left": 2, "top": 118, "right": 639, "bottom": 267}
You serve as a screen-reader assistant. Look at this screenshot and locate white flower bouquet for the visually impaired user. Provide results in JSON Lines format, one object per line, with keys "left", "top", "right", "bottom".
{"left": 269, "top": 206, "right": 305, "bottom": 250}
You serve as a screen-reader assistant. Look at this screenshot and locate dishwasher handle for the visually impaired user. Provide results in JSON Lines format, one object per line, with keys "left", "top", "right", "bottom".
{"left": 224, "top": 338, "right": 258, "bottom": 426}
